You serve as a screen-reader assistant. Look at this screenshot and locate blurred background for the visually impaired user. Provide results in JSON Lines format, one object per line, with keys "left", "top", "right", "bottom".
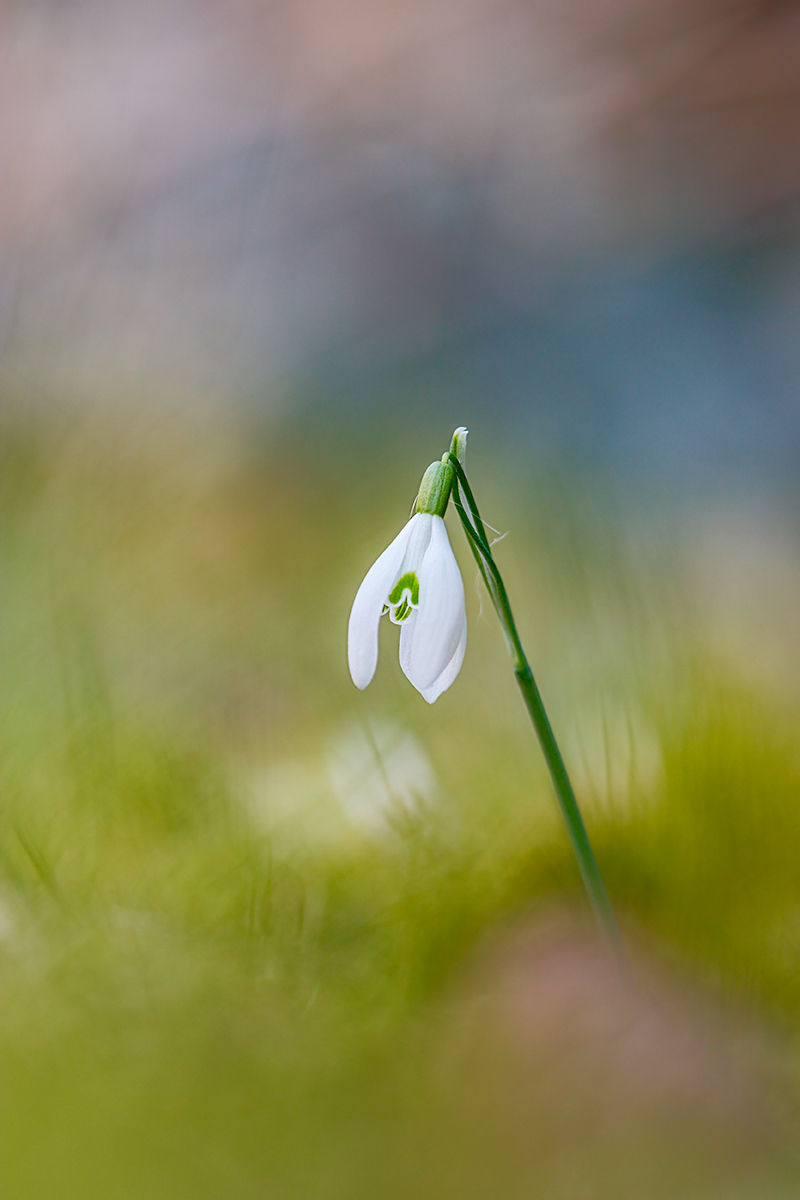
{"left": 3, "top": 0, "right": 800, "bottom": 1195}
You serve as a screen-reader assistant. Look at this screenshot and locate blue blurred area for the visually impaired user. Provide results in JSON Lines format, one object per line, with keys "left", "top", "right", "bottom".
{"left": 312, "top": 230, "right": 800, "bottom": 488}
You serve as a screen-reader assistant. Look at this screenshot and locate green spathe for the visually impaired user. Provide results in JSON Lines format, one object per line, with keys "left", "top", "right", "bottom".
{"left": 414, "top": 460, "right": 454, "bottom": 518}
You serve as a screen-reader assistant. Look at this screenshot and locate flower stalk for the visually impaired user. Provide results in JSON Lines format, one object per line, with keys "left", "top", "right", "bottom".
{"left": 446, "top": 431, "right": 622, "bottom": 950}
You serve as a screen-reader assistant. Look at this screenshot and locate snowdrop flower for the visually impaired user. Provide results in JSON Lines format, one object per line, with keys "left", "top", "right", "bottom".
{"left": 348, "top": 454, "right": 466, "bottom": 703}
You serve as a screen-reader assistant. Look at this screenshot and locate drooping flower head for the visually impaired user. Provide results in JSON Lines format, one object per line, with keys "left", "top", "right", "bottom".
{"left": 348, "top": 437, "right": 467, "bottom": 703}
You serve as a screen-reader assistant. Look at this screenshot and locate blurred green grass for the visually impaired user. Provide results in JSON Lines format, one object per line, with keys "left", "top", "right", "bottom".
{"left": 1, "top": 403, "right": 800, "bottom": 1197}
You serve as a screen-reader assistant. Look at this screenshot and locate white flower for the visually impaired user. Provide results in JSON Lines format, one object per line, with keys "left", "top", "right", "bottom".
{"left": 348, "top": 511, "right": 466, "bottom": 703}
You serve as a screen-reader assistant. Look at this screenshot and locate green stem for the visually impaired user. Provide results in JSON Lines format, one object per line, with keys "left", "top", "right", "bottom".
{"left": 447, "top": 453, "right": 622, "bottom": 949}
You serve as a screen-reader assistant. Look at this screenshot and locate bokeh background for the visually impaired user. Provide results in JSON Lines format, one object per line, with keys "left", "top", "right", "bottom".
{"left": 4, "top": 0, "right": 800, "bottom": 1195}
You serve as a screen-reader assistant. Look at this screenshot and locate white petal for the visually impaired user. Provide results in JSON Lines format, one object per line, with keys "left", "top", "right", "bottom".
{"left": 419, "top": 612, "right": 466, "bottom": 704}
{"left": 400, "top": 508, "right": 434, "bottom": 567}
{"left": 347, "top": 515, "right": 419, "bottom": 689}
{"left": 398, "top": 516, "right": 465, "bottom": 698}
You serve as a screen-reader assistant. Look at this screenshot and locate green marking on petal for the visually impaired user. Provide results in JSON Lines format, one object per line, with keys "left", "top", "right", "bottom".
{"left": 388, "top": 572, "right": 420, "bottom": 606}
{"left": 386, "top": 571, "right": 420, "bottom": 624}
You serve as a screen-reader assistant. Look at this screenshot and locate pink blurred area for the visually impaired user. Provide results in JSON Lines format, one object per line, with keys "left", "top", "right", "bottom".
{"left": 6, "top": 0, "right": 800, "bottom": 241}
{"left": 3, "top": 0, "right": 800, "bottom": 417}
